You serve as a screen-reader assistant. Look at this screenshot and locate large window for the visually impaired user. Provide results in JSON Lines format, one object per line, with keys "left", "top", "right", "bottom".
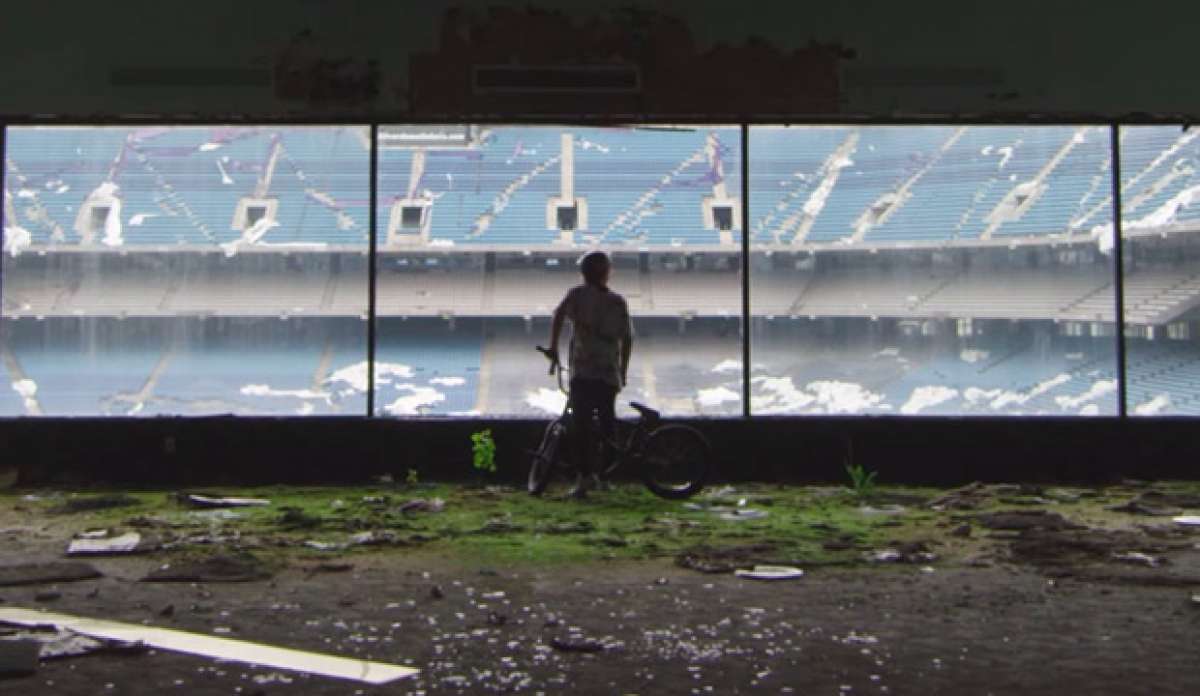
{"left": 3, "top": 121, "right": 1199, "bottom": 420}
{"left": 1119, "top": 125, "right": 1200, "bottom": 415}
{"left": 749, "top": 125, "right": 1120, "bottom": 415}
{"left": 1, "top": 126, "right": 369, "bottom": 416}
{"left": 373, "top": 125, "right": 743, "bottom": 416}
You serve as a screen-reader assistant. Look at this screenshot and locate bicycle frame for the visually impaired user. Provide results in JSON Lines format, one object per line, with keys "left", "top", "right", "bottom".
{"left": 537, "top": 345, "right": 651, "bottom": 477}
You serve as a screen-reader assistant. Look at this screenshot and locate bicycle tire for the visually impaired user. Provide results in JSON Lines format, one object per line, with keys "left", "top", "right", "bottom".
{"left": 640, "top": 424, "right": 711, "bottom": 499}
{"left": 528, "top": 418, "right": 564, "bottom": 496}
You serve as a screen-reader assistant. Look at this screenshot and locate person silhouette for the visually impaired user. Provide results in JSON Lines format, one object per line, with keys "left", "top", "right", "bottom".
{"left": 547, "top": 251, "right": 633, "bottom": 498}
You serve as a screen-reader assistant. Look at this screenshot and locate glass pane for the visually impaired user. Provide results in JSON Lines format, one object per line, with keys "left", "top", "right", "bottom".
{"left": 1, "top": 125, "right": 369, "bottom": 416}
{"left": 749, "top": 125, "right": 1119, "bottom": 416}
{"left": 374, "top": 125, "right": 742, "bottom": 417}
{"left": 1120, "top": 125, "right": 1200, "bottom": 416}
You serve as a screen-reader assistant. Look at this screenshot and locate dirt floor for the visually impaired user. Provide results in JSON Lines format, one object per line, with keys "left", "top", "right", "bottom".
{"left": 2, "top": 480, "right": 1200, "bottom": 695}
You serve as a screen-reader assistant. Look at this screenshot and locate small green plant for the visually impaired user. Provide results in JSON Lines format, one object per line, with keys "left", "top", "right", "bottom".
{"left": 471, "top": 429, "right": 497, "bottom": 475}
{"left": 845, "top": 462, "right": 878, "bottom": 498}
{"left": 406, "top": 468, "right": 420, "bottom": 486}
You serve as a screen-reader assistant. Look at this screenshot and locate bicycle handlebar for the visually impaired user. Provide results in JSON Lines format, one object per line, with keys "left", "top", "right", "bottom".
{"left": 535, "top": 345, "right": 559, "bottom": 375}
{"left": 535, "top": 345, "right": 568, "bottom": 395}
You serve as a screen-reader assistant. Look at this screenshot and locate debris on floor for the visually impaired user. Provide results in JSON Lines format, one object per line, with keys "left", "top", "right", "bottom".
{"left": 0, "top": 563, "right": 102, "bottom": 588}
{"left": 399, "top": 498, "right": 445, "bottom": 514}
{"left": 717, "top": 508, "right": 769, "bottom": 521}
{"left": 734, "top": 565, "right": 804, "bottom": 580}
{"left": 0, "top": 607, "right": 417, "bottom": 684}
{"left": 1173, "top": 516, "right": 1200, "bottom": 527}
{"left": 141, "top": 553, "right": 272, "bottom": 583}
{"left": 976, "top": 509, "right": 1081, "bottom": 531}
{"left": 1112, "top": 552, "right": 1165, "bottom": 567}
{"left": 66, "top": 531, "right": 151, "bottom": 556}
{"left": 550, "top": 636, "right": 607, "bottom": 653}
{"left": 177, "top": 493, "right": 270, "bottom": 509}
{"left": 2, "top": 627, "right": 144, "bottom": 661}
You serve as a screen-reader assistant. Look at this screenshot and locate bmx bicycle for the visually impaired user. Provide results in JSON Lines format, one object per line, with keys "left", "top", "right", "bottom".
{"left": 527, "top": 346, "right": 711, "bottom": 499}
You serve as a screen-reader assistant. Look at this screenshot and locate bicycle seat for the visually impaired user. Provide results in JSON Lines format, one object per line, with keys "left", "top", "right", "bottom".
{"left": 629, "top": 401, "right": 660, "bottom": 421}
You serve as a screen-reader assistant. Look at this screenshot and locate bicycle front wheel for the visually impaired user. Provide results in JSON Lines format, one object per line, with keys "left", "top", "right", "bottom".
{"left": 640, "top": 424, "right": 710, "bottom": 499}
{"left": 528, "top": 418, "right": 565, "bottom": 496}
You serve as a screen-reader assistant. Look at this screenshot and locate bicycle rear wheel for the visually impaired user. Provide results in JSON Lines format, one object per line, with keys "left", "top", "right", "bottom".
{"left": 640, "top": 424, "right": 710, "bottom": 499}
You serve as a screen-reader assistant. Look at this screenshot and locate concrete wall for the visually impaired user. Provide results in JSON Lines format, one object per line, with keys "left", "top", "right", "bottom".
{"left": 1, "top": 0, "right": 1197, "bottom": 118}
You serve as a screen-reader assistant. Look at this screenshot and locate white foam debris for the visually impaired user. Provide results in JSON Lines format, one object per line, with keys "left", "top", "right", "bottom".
{"left": 711, "top": 359, "right": 742, "bottom": 374}
{"left": 243, "top": 216, "right": 279, "bottom": 244}
{"left": 3, "top": 225, "right": 32, "bottom": 257}
{"left": 963, "top": 387, "right": 1002, "bottom": 405}
{"left": 696, "top": 386, "right": 740, "bottom": 407}
{"left": 981, "top": 145, "right": 994, "bottom": 155}
{"left": 240, "top": 384, "right": 330, "bottom": 401}
{"left": 807, "top": 380, "right": 883, "bottom": 414}
{"left": 128, "top": 213, "right": 159, "bottom": 226}
{"left": 384, "top": 385, "right": 445, "bottom": 416}
{"left": 1090, "top": 222, "right": 1116, "bottom": 254}
{"left": 430, "top": 376, "right": 466, "bottom": 387}
{"left": 1054, "top": 379, "right": 1117, "bottom": 410}
{"left": 525, "top": 387, "right": 568, "bottom": 415}
{"left": 959, "top": 349, "right": 990, "bottom": 364}
{"left": 326, "top": 362, "right": 414, "bottom": 393}
{"left": 802, "top": 152, "right": 854, "bottom": 218}
{"left": 900, "top": 386, "right": 959, "bottom": 414}
{"left": 429, "top": 239, "right": 455, "bottom": 247}
{"left": 17, "top": 189, "right": 36, "bottom": 198}
{"left": 578, "top": 139, "right": 610, "bottom": 154}
{"left": 12, "top": 379, "right": 37, "bottom": 399}
{"left": 12, "top": 378, "right": 38, "bottom": 412}
{"left": 753, "top": 376, "right": 816, "bottom": 413}
{"left": 1134, "top": 393, "right": 1172, "bottom": 416}
{"left": 1123, "top": 183, "right": 1200, "bottom": 231}
{"left": 216, "top": 160, "right": 234, "bottom": 185}
{"left": 996, "top": 146, "right": 1014, "bottom": 169}
{"left": 199, "top": 142, "right": 223, "bottom": 151}
{"left": 990, "top": 373, "right": 1072, "bottom": 410}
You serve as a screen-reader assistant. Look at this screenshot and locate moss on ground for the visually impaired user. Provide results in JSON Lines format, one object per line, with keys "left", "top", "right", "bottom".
{"left": 4, "top": 480, "right": 1200, "bottom": 568}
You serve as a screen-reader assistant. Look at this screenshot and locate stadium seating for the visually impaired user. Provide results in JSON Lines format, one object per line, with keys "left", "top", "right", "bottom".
{"left": 5, "top": 126, "right": 369, "bottom": 249}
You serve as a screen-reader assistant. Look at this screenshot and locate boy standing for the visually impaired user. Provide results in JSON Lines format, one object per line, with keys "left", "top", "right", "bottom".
{"left": 547, "top": 251, "right": 633, "bottom": 498}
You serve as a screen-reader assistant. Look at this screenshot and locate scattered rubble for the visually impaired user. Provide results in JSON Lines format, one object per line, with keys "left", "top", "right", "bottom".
{"left": 176, "top": 493, "right": 270, "bottom": 509}
{"left": 734, "top": 565, "right": 804, "bottom": 580}
{"left": 67, "top": 531, "right": 153, "bottom": 556}
{"left": 399, "top": 498, "right": 445, "bottom": 514}
{"left": 0, "top": 563, "right": 101, "bottom": 588}
{"left": 1111, "top": 552, "right": 1164, "bottom": 568}
{"left": 141, "top": 553, "right": 271, "bottom": 583}
{"left": 975, "top": 510, "right": 1081, "bottom": 531}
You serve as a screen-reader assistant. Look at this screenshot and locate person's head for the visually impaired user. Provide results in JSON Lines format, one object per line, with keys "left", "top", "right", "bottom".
{"left": 579, "top": 251, "right": 611, "bottom": 288}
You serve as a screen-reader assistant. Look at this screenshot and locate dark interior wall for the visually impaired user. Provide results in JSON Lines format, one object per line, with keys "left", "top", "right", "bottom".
{"left": 1, "top": 0, "right": 1197, "bottom": 118}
